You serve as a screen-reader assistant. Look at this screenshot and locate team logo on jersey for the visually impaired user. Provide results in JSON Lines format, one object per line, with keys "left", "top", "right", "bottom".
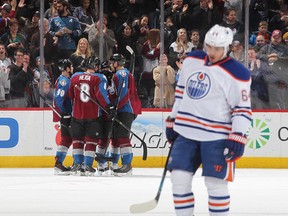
{"left": 119, "top": 70, "right": 127, "bottom": 77}
{"left": 60, "top": 79, "right": 67, "bottom": 86}
{"left": 108, "top": 82, "right": 116, "bottom": 95}
{"left": 186, "top": 72, "right": 211, "bottom": 99}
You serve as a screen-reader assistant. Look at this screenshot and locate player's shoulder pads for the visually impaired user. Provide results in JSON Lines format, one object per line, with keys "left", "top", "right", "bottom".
{"left": 186, "top": 50, "right": 206, "bottom": 60}
{"left": 220, "top": 58, "right": 251, "bottom": 81}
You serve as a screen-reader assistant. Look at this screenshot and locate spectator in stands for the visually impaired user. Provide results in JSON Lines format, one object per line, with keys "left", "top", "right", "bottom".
{"left": 249, "top": 0, "right": 269, "bottom": 32}
{"left": 0, "top": 1, "right": 17, "bottom": 35}
{"left": 134, "top": 15, "right": 150, "bottom": 55}
{"left": 168, "top": 28, "right": 193, "bottom": 75}
{"left": 220, "top": 7, "right": 244, "bottom": 42}
{"left": 257, "top": 29, "right": 288, "bottom": 63}
{"left": 143, "top": 0, "right": 160, "bottom": 29}
{"left": 73, "top": 0, "right": 97, "bottom": 38}
{"left": 190, "top": 29, "right": 203, "bottom": 51}
{"left": 223, "top": 0, "right": 243, "bottom": 23}
{"left": 42, "top": 79, "right": 53, "bottom": 108}
{"left": 0, "top": 18, "right": 27, "bottom": 58}
{"left": 115, "top": 22, "right": 140, "bottom": 73}
{"left": 0, "top": 44, "right": 11, "bottom": 108}
{"left": 127, "top": 0, "right": 146, "bottom": 25}
{"left": 7, "top": 49, "right": 30, "bottom": 107}
{"left": 88, "top": 17, "right": 116, "bottom": 61}
{"left": 44, "top": 0, "right": 58, "bottom": 21}
{"left": 269, "top": 5, "right": 288, "bottom": 32}
{"left": 70, "top": 37, "right": 92, "bottom": 72}
{"left": 248, "top": 46, "right": 270, "bottom": 109}
{"left": 258, "top": 29, "right": 288, "bottom": 110}
{"left": 49, "top": 0, "right": 82, "bottom": 59}
{"left": 140, "top": 29, "right": 160, "bottom": 101}
{"left": 30, "top": 18, "right": 58, "bottom": 82}
{"left": 254, "top": 35, "right": 266, "bottom": 52}
{"left": 164, "top": 0, "right": 192, "bottom": 31}
{"left": 189, "top": 0, "right": 222, "bottom": 42}
{"left": 23, "top": 10, "right": 40, "bottom": 46}
{"left": 1, "top": 1, "right": 16, "bottom": 19}
{"left": 0, "top": 43, "right": 12, "bottom": 70}
{"left": 16, "top": 0, "right": 49, "bottom": 21}
{"left": 264, "top": 58, "right": 288, "bottom": 110}
{"left": 105, "top": 0, "right": 130, "bottom": 32}
{"left": 163, "top": 16, "right": 177, "bottom": 54}
{"left": 23, "top": 52, "right": 36, "bottom": 107}
{"left": 32, "top": 56, "right": 51, "bottom": 85}
{"left": 229, "top": 40, "right": 245, "bottom": 65}
{"left": 153, "top": 53, "right": 175, "bottom": 108}
{"left": 249, "top": 21, "right": 271, "bottom": 46}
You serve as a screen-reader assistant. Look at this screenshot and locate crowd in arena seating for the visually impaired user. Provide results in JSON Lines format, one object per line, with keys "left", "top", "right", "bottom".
{"left": 0, "top": 0, "right": 288, "bottom": 109}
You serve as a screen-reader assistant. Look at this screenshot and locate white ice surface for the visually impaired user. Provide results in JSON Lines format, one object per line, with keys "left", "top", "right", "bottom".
{"left": 0, "top": 168, "right": 287, "bottom": 216}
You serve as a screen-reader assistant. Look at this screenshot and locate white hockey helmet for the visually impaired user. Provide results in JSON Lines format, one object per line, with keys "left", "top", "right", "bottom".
{"left": 204, "top": 24, "right": 233, "bottom": 54}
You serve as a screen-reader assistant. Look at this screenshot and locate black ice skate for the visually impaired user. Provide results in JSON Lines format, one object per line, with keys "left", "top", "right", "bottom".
{"left": 70, "top": 164, "right": 85, "bottom": 176}
{"left": 113, "top": 163, "right": 132, "bottom": 176}
{"left": 54, "top": 162, "right": 71, "bottom": 175}
{"left": 84, "top": 165, "right": 96, "bottom": 176}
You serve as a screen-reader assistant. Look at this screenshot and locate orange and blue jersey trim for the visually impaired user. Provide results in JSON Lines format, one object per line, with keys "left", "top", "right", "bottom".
{"left": 175, "top": 111, "right": 232, "bottom": 135}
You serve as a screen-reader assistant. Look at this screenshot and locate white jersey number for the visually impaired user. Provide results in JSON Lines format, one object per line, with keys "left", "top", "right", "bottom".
{"left": 80, "top": 83, "right": 90, "bottom": 103}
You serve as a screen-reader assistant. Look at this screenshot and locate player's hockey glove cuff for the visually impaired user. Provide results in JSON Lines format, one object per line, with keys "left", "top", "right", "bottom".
{"left": 165, "top": 116, "right": 178, "bottom": 144}
{"left": 107, "top": 104, "right": 117, "bottom": 120}
{"left": 60, "top": 113, "right": 71, "bottom": 125}
{"left": 224, "top": 133, "right": 247, "bottom": 162}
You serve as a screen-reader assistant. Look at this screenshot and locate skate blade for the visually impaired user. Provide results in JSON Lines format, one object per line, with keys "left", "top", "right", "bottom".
{"left": 96, "top": 170, "right": 109, "bottom": 176}
{"left": 85, "top": 171, "right": 95, "bottom": 177}
{"left": 71, "top": 171, "right": 85, "bottom": 176}
{"left": 54, "top": 169, "right": 70, "bottom": 176}
{"left": 113, "top": 169, "right": 133, "bottom": 177}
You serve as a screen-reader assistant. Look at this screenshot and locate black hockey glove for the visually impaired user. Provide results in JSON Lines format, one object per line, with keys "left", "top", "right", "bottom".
{"left": 165, "top": 116, "right": 178, "bottom": 144}
{"left": 224, "top": 133, "right": 247, "bottom": 162}
{"left": 107, "top": 104, "right": 117, "bottom": 120}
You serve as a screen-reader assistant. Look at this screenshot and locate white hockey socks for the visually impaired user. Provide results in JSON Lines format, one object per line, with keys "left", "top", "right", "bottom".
{"left": 170, "top": 170, "right": 194, "bottom": 216}
{"left": 205, "top": 176, "right": 230, "bottom": 216}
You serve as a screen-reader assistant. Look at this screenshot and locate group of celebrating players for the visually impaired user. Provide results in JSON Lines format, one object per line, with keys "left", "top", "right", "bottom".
{"left": 52, "top": 53, "right": 141, "bottom": 177}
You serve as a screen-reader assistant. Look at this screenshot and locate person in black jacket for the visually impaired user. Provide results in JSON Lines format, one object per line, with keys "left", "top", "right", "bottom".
{"left": 8, "top": 49, "right": 31, "bottom": 107}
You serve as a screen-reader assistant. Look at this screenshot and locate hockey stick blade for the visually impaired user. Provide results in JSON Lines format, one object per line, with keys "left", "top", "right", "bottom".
{"left": 126, "top": 45, "right": 135, "bottom": 75}
{"left": 130, "top": 146, "right": 173, "bottom": 214}
{"left": 126, "top": 45, "right": 134, "bottom": 55}
{"left": 130, "top": 199, "right": 157, "bottom": 214}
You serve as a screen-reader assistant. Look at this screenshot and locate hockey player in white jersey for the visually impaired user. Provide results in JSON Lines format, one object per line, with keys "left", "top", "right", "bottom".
{"left": 165, "top": 24, "right": 252, "bottom": 216}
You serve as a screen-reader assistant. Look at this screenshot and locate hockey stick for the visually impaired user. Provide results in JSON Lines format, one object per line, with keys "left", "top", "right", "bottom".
{"left": 126, "top": 45, "right": 135, "bottom": 76}
{"left": 39, "top": 93, "right": 61, "bottom": 118}
{"left": 39, "top": 93, "right": 70, "bottom": 130}
{"left": 95, "top": 79, "right": 125, "bottom": 162}
{"left": 75, "top": 84, "right": 148, "bottom": 160}
{"left": 129, "top": 144, "right": 172, "bottom": 213}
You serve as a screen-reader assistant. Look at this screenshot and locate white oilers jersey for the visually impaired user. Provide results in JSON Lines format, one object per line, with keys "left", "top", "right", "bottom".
{"left": 171, "top": 50, "right": 252, "bottom": 141}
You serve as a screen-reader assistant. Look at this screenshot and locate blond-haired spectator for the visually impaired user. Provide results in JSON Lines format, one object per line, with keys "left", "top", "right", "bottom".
{"left": 70, "top": 37, "right": 92, "bottom": 72}
{"left": 169, "top": 28, "right": 193, "bottom": 71}
{"left": 153, "top": 54, "right": 175, "bottom": 108}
